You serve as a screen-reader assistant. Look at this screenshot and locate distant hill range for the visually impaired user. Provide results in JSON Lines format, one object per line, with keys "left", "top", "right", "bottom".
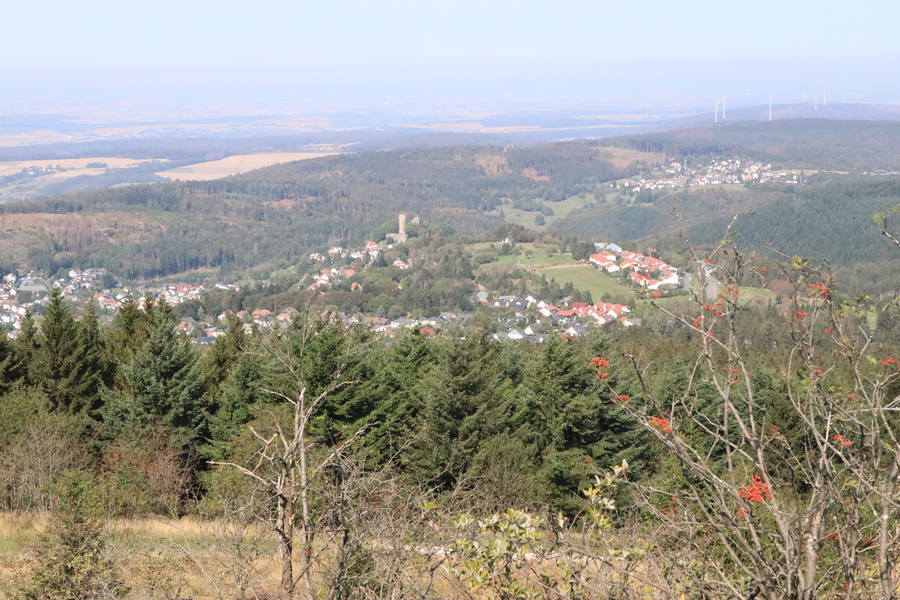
{"left": 2, "top": 102, "right": 900, "bottom": 163}
{"left": 602, "top": 118, "right": 900, "bottom": 172}
{"left": 3, "top": 117, "right": 900, "bottom": 295}
{"left": 661, "top": 102, "right": 900, "bottom": 130}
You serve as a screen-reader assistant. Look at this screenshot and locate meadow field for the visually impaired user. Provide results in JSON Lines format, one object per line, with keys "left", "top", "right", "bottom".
{"left": 536, "top": 264, "right": 632, "bottom": 299}
{"left": 486, "top": 193, "right": 600, "bottom": 231}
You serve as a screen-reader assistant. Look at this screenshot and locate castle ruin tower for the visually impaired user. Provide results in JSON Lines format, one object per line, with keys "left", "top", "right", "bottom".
{"left": 399, "top": 213, "right": 406, "bottom": 237}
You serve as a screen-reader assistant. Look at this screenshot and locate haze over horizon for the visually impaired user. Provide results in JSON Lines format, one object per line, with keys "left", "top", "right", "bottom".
{"left": 3, "top": 1, "right": 900, "bottom": 125}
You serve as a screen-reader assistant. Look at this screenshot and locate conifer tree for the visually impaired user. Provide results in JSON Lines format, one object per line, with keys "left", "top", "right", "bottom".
{"left": 107, "top": 301, "right": 207, "bottom": 443}
{"left": 0, "top": 332, "right": 23, "bottom": 395}
{"left": 79, "top": 300, "right": 113, "bottom": 396}
{"left": 513, "top": 336, "right": 643, "bottom": 512}
{"left": 30, "top": 287, "right": 101, "bottom": 414}
{"left": 16, "top": 311, "right": 37, "bottom": 380}
{"left": 105, "top": 294, "right": 149, "bottom": 361}
{"left": 203, "top": 313, "right": 246, "bottom": 387}
{"left": 18, "top": 471, "right": 128, "bottom": 600}
{"left": 207, "top": 352, "right": 266, "bottom": 456}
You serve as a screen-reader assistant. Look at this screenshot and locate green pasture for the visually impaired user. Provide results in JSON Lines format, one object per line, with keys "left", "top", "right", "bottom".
{"left": 535, "top": 264, "right": 632, "bottom": 300}
{"left": 487, "top": 193, "right": 597, "bottom": 230}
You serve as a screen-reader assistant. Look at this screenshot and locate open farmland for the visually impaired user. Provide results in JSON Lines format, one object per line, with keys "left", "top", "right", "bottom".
{"left": 0, "top": 157, "right": 172, "bottom": 202}
{"left": 0, "top": 157, "right": 166, "bottom": 178}
{"left": 156, "top": 152, "right": 337, "bottom": 181}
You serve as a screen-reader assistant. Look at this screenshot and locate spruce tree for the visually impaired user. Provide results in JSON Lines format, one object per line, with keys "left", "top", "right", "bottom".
{"left": 79, "top": 300, "right": 113, "bottom": 398}
{"left": 16, "top": 311, "right": 38, "bottom": 381}
{"left": 513, "top": 336, "right": 643, "bottom": 512}
{"left": 203, "top": 314, "right": 246, "bottom": 387}
{"left": 207, "top": 352, "right": 265, "bottom": 457}
{"left": 105, "top": 294, "right": 149, "bottom": 360}
{"left": 112, "top": 301, "right": 207, "bottom": 442}
{"left": 18, "top": 471, "right": 128, "bottom": 600}
{"left": 0, "top": 332, "right": 23, "bottom": 394}
{"left": 31, "top": 287, "right": 101, "bottom": 414}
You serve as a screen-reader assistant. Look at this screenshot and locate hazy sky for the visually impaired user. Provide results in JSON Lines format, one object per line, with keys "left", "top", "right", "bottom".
{"left": 3, "top": 1, "right": 900, "bottom": 112}
{"left": 5, "top": 0, "right": 899, "bottom": 65}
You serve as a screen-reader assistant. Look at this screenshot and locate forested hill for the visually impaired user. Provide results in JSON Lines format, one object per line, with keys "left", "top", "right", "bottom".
{"left": 5, "top": 120, "right": 900, "bottom": 283}
{"left": 0, "top": 144, "right": 627, "bottom": 279}
{"left": 603, "top": 119, "right": 900, "bottom": 171}
{"left": 677, "top": 177, "right": 900, "bottom": 295}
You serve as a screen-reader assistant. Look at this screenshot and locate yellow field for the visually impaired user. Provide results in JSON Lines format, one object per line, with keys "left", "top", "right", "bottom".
{"left": 0, "top": 157, "right": 166, "bottom": 178}
{"left": 156, "top": 152, "right": 337, "bottom": 181}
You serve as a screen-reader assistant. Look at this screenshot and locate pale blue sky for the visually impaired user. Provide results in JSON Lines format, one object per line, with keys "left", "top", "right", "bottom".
{"left": 4, "top": 0, "right": 898, "bottom": 66}
{"left": 3, "top": 1, "right": 900, "bottom": 112}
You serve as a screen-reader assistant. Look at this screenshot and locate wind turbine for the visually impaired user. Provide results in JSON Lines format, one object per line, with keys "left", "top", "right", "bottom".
{"left": 722, "top": 93, "right": 726, "bottom": 121}
{"left": 715, "top": 101, "right": 720, "bottom": 123}
{"left": 769, "top": 96, "right": 773, "bottom": 121}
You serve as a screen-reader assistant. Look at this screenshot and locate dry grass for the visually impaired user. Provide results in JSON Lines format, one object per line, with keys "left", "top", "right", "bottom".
{"left": 0, "top": 513, "right": 47, "bottom": 552}
{"left": 0, "top": 513, "right": 282, "bottom": 599}
{"left": 473, "top": 154, "right": 508, "bottom": 176}
{"left": 521, "top": 167, "right": 551, "bottom": 182}
{"left": 601, "top": 146, "right": 666, "bottom": 169}
{"left": 0, "top": 512, "right": 669, "bottom": 600}
{"left": 157, "top": 152, "right": 337, "bottom": 181}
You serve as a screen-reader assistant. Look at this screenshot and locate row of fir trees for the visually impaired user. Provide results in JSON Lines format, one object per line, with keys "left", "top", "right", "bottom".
{"left": 0, "top": 286, "right": 648, "bottom": 517}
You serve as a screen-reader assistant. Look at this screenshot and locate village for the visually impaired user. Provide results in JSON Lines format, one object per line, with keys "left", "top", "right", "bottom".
{"left": 0, "top": 269, "right": 207, "bottom": 339}
{"left": 616, "top": 157, "right": 794, "bottom": 191}
{"left": 0, "top": 231, "right": 687, "bottom": 344}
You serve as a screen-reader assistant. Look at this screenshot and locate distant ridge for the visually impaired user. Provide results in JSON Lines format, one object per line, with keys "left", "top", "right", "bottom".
{"left": 659, "top": 102, "right": 900, "bottom": 130}
{"left": 601, "top": 119, "right": 900, "bottom": 171}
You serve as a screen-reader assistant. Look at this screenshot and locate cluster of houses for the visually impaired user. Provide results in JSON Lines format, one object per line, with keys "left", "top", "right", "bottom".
{"left": 477, "top": 292, "right": 639, "bottom": 343}
{"left": 0, "top": 267, "right": 221, "bottom": 338}
{"left": 309, "top": 241, "right": 385, "bottom": 264}
{"left": 0, "top": 273, "right": 28, "bottom": 333}
{"left": 176, "top": 307, "right": 309, "bottom": 343}
{"left": 134, "top": 284, "right": 206, "bottom": 307}
{"left": 306, "top": 240, "right": 412, "bottom": 291}
{"left": 0, "top": 269, "right": 110, "bottom": 335}
{"left": 305, "top": 266, "right": 358, "bottom": 291}
{"left": 173, "top": 308, "right": 475, "bottom": 344}
{"left": 588, "top": 243, "right": 682, "bottom": 291}
{"left": 363, "top": 312, "right": 471, "bottom": 337}
{"left": 617, "top": 158, "right": 780, "bottom": 192}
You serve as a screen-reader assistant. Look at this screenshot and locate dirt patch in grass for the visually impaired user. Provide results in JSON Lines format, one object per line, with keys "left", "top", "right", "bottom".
{"left": 600, "top": 147, "right": 666, "bottom": 170}
{"left": 521, "top": 167, "right": 550, "bottom": 182}
{"left": 474, "top": 154, "right": 508, "bottom": 176}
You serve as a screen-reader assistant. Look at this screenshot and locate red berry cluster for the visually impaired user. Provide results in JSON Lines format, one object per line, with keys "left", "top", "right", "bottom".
{"left": 590, "top": 356, "right": 610, "bottom": 379}
{"left": 738, "top": 475, "right": 771, "bottom": 504}
{"left": 649, "top": 416, "right": 672, "bottom": 433}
